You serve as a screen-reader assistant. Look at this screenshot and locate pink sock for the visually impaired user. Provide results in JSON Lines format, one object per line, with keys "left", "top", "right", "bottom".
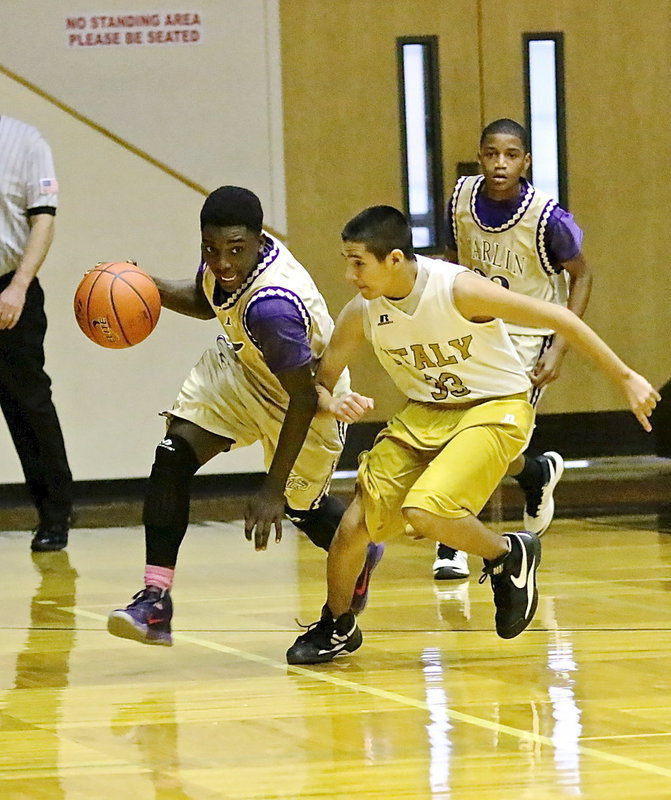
{"left": 144, "top": 565, "right": 175, "bottom": 591}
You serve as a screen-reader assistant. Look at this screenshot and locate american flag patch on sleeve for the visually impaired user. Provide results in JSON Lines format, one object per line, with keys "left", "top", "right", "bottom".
{"left": 39, "top": 178, "right": 59, "bottom": 194}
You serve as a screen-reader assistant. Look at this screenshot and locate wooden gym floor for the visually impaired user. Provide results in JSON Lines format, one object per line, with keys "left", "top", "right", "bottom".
{"left": 2, "top": 457, "right": 671, "bottom": 799}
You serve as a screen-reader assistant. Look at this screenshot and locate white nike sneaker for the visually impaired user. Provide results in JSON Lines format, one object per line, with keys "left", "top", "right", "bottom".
{"left": 433, "top": 544, "right": 470, "bottom": 580}
{"left": 523, "top": 451, "right": 565, "bottom": 535}
{"left": 479, "top": 531, "right": 541, "bottom": 639}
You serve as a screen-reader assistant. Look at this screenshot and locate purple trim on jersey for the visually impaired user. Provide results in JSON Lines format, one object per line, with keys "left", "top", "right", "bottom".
{"left": 476, "top": 186, "right": 525, "bottom": 228}
{"left": 529, "top": 334, "right": 554, "bottom": 408}
{"left": 471, "top": 175, "right": 535, "bottom": 233}
{"left": 536, "top": 198, "right": 558, "bottom": 275}
{"left": 244, "top": 292, "right": 312, "bottom": 374}
{"left": 445, "top": 177, "right": 583, "bottom": 265}
{"left": 447, "top": 176, "right": 468, "bottom": 252}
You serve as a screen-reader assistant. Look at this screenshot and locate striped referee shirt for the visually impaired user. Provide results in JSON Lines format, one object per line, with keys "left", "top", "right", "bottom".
{"left": 0, "top": 116, "right": 58, "bottom": 277}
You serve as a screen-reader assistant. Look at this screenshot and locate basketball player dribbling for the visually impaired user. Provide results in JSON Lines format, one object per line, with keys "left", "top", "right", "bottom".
{"left": 285, "top": 205, "right": 658, "bottom": 665}
{"left": 107, "top": 186, "right": 383, "bottom": 647}
{"left": 433, "top": 118, "right": 593, "bottom": 581}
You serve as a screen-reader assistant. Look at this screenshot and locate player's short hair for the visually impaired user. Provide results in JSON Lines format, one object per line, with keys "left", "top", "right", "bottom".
{"left": 200, "top": 186, "right": 263, "bottom": 233}
{"left": 480, "top": 118, "right": 529, "bottom": 152}
{"left": 341, "top": 205, "right": 414, "bottom": 260}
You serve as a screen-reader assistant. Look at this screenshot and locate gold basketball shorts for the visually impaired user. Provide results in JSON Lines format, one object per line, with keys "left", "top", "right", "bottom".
{"left": 166, "top": 347, "right": 345, "bottom": 510}
{"left": 357, "top": 394, "right": 533, "bottom": 541}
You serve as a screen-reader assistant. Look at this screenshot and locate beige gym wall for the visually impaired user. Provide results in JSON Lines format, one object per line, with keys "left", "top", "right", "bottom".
{"left": 1, "top": 1, "right": 669, "bottom": 486}
{"left": 280, "top": 0, "right": 671, "bottom": 420}
{"left": 0, "top": 0, "right": 284, "bottom": 483}
{"left": 0, "top": 70, "right": 267, "bottom": 484}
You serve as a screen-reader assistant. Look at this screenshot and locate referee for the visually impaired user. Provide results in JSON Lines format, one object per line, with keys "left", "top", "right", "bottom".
{"left": 0, "top": 115, "right": 73, "bottom": 551}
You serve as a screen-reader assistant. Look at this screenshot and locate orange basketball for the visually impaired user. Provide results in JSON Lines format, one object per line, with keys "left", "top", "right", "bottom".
{"left": 73, "top": 261, "right": 161, "bottom": 349}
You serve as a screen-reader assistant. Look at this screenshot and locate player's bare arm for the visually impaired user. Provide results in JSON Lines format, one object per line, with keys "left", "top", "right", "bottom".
{"left": 152, "top": 271, "right": 215, "bottom": 319}
{"left": 244, "top": 362, "right": 319, "bottom": 551}
{"left": 315, "top": 296, "right": 374, "bottom": 423}
{"left": 535, "top": 251, "right": 593, "bottom": 387}
{"left": 560, "top": 251, "right": 592, "bottom": 322}
{"left": 453, "top": 270, "right": 660, "bottom": 431}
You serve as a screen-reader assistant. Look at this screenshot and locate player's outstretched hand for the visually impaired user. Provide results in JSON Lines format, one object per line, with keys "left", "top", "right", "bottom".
{"left": 623, "top": 371, "right": 661, "bottom": 432}
{"left": 329, "top": 392, "right": 374, "bottom": 423}
{"left": 245, "top": 489, "right": 285, "bottom": 551}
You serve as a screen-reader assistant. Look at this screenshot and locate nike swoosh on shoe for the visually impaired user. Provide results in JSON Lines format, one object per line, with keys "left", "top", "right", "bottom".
{"left": 525, "top": 556, "right": 536, "bottom": 618}
{"left": 318, "top": 641, "right": 349, "bottom": 656}
{"left": 318, "top": 622, "right": 359, "bottom": 654}
{"left": 510, "top": 535, "right": 528, "bottom": 589}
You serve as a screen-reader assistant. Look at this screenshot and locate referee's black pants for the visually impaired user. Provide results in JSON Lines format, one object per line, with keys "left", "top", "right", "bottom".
{"left": 0, "top": 271, "right": 73, "bottom": 527}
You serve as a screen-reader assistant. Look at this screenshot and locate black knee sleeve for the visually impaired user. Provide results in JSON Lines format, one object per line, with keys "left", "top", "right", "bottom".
{"left": 143, "top": 434, "right": 201, "bottom": 567}
{"left": 286, "top": 494, "right": 346, "bottom": 551}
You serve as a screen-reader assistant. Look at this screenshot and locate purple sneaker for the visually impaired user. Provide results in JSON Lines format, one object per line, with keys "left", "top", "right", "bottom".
{"left": 350, "top": 542, "right": 385, "bottom": 615}
{"left": 107, "top": 587, "right": 173, "bottom": 646}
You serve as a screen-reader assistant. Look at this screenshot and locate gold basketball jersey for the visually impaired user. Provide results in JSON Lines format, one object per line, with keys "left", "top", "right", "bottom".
{"left": 451, "top": 175, "right": 568, "bottom": 335}
{"left": 201, "top": 234, "right": 349, "bottom": 405}
{"left": 364, "top": 257, "right": 530, "bottom": 404}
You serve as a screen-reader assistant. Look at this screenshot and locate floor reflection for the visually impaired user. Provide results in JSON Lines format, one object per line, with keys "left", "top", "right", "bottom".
{"left": 285, "top": 669, "right": 400, "bottom": 796}
{"left": 417, "top": 594, "right": 585, "bottom": 796}
{"left": 4, "top": 550, "right": 78, "bottom": 798}
{"left": 433, "top": 579, "right": 471, "bottom": 629}
{"left": 111, "top": 693, "right": 195, "bottom": 800}
{"left": 546, "top": 626, "right": 582, "bottom": 792}
{"left": 421, "top": 647, "right": 453, "bottom": 798}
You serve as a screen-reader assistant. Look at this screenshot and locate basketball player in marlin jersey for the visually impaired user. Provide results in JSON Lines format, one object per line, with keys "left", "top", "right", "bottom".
{"left": 107, "top": 186, "right": 383, "bottom": 646}
{"left": 286, "top": 205, "right": 657, "bottom": 664}
{"left": 432, "top": 118, "right": 593, "bottom": 581}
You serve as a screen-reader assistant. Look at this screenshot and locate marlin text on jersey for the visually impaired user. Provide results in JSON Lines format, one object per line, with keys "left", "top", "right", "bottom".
{"left": 470, "top": 238, "right": 526, "bottom": 275}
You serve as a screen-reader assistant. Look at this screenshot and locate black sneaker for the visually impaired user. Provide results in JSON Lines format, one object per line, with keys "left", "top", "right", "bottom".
{"left": 107, "top": 587, "right": 173, "bottom": 646}
{"left": 30, "top": 523, "right": 69, "bottom": 552}
{"left": 286, "top": 605, "right": 362, "bottom": 664}
{"left": 479, "top": 531, "right": 541, "bottom": 639}
{"left": 523, "top": 451, "right": 564, "bottom": 535}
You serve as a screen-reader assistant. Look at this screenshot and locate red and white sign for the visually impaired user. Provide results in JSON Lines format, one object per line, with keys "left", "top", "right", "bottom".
{"left": 65, "top": 11, "right": 203, "bottom": 47}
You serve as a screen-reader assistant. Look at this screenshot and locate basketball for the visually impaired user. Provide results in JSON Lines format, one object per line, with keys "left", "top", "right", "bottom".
{"left": 73, "top": 261, "right": 161, "bottom": 348}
